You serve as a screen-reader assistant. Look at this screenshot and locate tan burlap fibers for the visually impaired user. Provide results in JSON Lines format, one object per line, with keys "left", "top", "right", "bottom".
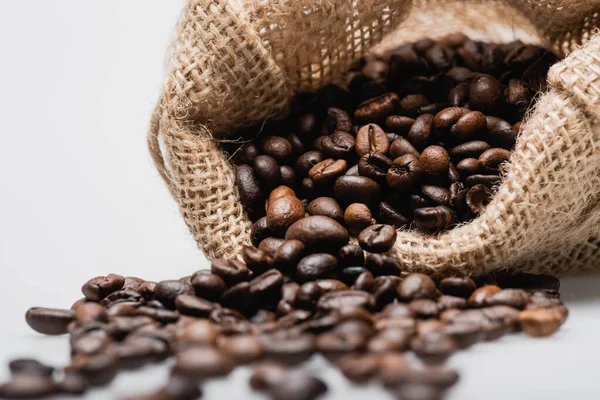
{"left": 149, "top": 0, "right": 600, "bottom": 275}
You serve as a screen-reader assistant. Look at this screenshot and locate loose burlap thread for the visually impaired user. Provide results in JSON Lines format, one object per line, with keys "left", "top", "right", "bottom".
{"left": 149, "top": 0, "right": 600, "bottom": 276}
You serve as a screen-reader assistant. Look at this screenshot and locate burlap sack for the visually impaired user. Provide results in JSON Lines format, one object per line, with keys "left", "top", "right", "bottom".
{"left": 148, "top": 0, "right": 600, "bottom": 276}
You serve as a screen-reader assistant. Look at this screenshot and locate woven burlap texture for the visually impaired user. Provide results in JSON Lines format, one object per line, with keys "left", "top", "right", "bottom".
{"left": 149, "top": 0, "right": 600, "bottom": 276}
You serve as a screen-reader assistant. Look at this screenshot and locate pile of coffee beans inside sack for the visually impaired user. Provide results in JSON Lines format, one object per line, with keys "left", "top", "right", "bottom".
{"left": 1, "top": 36, "right": 569, "bottom": 400}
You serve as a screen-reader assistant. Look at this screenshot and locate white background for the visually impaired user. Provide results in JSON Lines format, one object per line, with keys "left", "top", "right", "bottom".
{"left": 0, "top": 1, "right": 599, "bottom": 399}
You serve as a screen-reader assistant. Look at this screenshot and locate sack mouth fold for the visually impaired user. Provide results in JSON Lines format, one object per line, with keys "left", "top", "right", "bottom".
{"left": 149, "top": 0, "right": 600, "bottom": 276}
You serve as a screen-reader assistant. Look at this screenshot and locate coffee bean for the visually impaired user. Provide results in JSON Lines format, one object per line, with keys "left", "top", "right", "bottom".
{"left": 407, "top": 113, "right": 434, "bottom": 151}
{"left": 190, "top": 270, "right": 226, "bottom": 301}
{"left": 466, "top": 183, "right": 493, "bottom": 214}
{"left": 450, "top": 110, "right": 486, "bottom": 142}
{"left": 387, "top": 154, "right": 424, "bottom": 191}
{"left": 317, "top": 290, "right": 375, "bottom": 311}
{"left": 355, "top": 124, "right": 390, "bottom": 156}
{"left": 469, "top": 74, "right": 504, "bottom": 114}
{"left": 400, "top": 94, "right": 430, "bottom": 118}
{"left": 266, "top": 186, "right": 305, "bottom": 234}
{"left": 0, "top": 374, "right": 57, "bottom": 398}
{"left": 154, "top": 280, "right": 194, "bottom": 310}
{"left": 450, "top": 140, "right": 491, "bottom": 161}
{"left": 249, "top": 361, "right": 288, "bottom": 390}
{"left": 174, "top": 294, "right": 216, "bottom": 318}
{"left": 66, "top": 352, "right": 119, "bottom": 386}
{"left": 272, "top": 240, "right": 305, "bottom": 272}
{"left": 338, "top": 243, "right": 365, "bottom": 268}
{"left": 411, "top": 331, "right": 457, "bottom": 364}
{"left": 286, "top": 215, "right": 349, "bottom": 252}
{"left": 325, "top": 107, "right": 353, "bottom": 133}
{"left": 295, "top": 151, "right": 324, "bottom": 176}
{"left": 242, "top": 246, "right": 273, "bottom": 275}
{"left": 316, "top": 331, "right": 367, "bottom": 360}
{"left": 271, "top": 371, "right": 327, "bottom": 400}
{"left": 322, "top": 132, "right": 355, "bottom": 159}
{"left": 419, "top": 146, "right": 451, "bottom": 179}
{"left": 296, "top": 253, "right": 338, "bottom": 282}
{"left": 448, "top": 82, "right": 470, "bottom": 106}
{"left": 468, "top": 285, "right": 502, "bottom": 307}
{"left": 414, "top": 206, "right": 454, "bottom": 230}
{"left": 365, "top": 254, "right": 402, "bottom": 277}
{"left": 74, "top": 302, "right": 108, "bottom": 325}
{"left": 253, "top": 155, "right": 282, "bottom": 189}
{"left": 249, "top": 269, "right": 284, "bottom": 304}
{"left": 306, "top": 197, "right": 343, "bottom": 222}
{"left": 486, "top": 116, "right": 517, "bottom": 148}
{"left": 280, "top": 166, "right": 296, "bottom": 189}
{"left": 352, "top": 271, "right": 376, "bottom": 292}
{"left": 479, "top": 147, "right": 511, "bottom": 171}
{"left": 251, "top": 217, "right": 272, "bottom": 246}
{"left": 100, "top": 289, "right": 143, "bottom": 307}
{"left": 81, "top": 274, "right": 125, "bottom": 301}
{"left": 439, "top": 276, "right": 476, "bottom": 298}
{"left": 456, "top": 157, "right": 480, "bottom": 178}
{"left": 485, "top": 288, "right": 530, "bottom": 309}
{"left": 235, "top": 143, "right": 259, "bottom": 165}
{"left": 505, "top": 78, "right": 532, "bottom": 116}
{"left": 518, "top": 308, "right": 564, "bottom": 337}
{"left": 358, "top": 224, "right": 397, "bottom": 253}
{"left": 8, "top": 358, "right": 54, "bottom": 377}
{"left": 236, "top": 164, "right": 263, "bottom": 211}
{"left": 390, "top": 138, "right": 420, "bottom": 159}
{"left": 345, "top": 164, "right": 360, "bottom": 175}
{"left": 216, "top": 334, "right": 263, "bottom": 363}
{"left": 336, "top": 353, "right": 380, "bottom": 382}
{"left": 355, "top": 92, "right": 400, "bottom": 123}
{"left": 344, "top": 203, "right": 373, "bottom": 235}
{"left": 421, "top": 185, "right": 451, "bottom": 206}
{"left": 465, "top": 174, "right": 501, "bottom": 187}
{"left": 437, "top": 295, "right": 467, "bottom": 311}
{"left": 433, "top": 107, "right": 469, "bottom": 130}
{"left": 260, "top": 332, "right": 316, "bottom": 364}
{"left": 261, "top": 136, "right": 293, "bottom": 164}
{"left": 358, "top": 152, "right": 392, "bottom": 185}
{"left": 56, "top": 372, "right": 89, "bottom": 395}
{"left": 25, "top": 307, "right": 74, "bottom": 335}
{"left": 409, "top": 299, "right": 440, "bottom": 319}
{"left": 309, "top": 158, "right": 347, "bottom": 185}
{"left": 398, "top": 273, "right": 438, "bottom": 301}
{"left": 293, "top": 282, "right": 323, "bottom": 310}
{"left": 378, "top": 352, "right": 410, "bottom": 384}
{"left": 378, "top": 202, "right": 409, "bottom": 228}
{"left": 173, "top": 346, "right": 235, "bottom": 379}
{"left": 386, "top": 115, "right": 415, "bottom": 134}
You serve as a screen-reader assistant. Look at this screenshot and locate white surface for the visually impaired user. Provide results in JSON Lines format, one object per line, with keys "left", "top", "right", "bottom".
{"left": 0, "top": 2, "right": 599, "bottom": 399}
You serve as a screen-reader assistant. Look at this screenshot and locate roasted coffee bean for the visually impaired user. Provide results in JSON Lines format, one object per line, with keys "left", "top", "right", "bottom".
{"left": 100, "top": 289, "right": 142, "bottom": 306}
{"left": 280, "top": 165, "right": 296, "bottom": 188}
{"left": 334, "top": 173, "right": 383, "bottom": 206}
{"left": 237, "top": 164, "right": 263, "bottom": 211}
{"left": 191, "top": 270, "right": 226, "bottom": 301}
{"left": 486, "top": 116, "right": 517, "bottom": 148}
{"left": 211, "top": 258, "right": 251, "bottom": 286}
{"left": 419, "top": 146, "right": 451, "bottom": 179}
{"left": 505, "top": 79, "right": 532, "bottom": 116}
{"left": 365, "top": 254, "right": 402, "bottom": 276}
{"left": 386, "top": 115, "right": 415, "bottom": 134}
{"left": 450, "top": 140, "right": 491, "bottom": 161}
{"left": 74, "top": 302, "right": 108, "bottom": 325}
{"left": 400, "top": 94, "right": 430, "bottom": 118}
{"left": 433, "top": 107, "right": 469, "bottom": 130}
{"left": 479, "top": 147, "right": 511, "bottom": 170}
{"left": 242, "top": 246, "right": 273, "bottom": 275}
{"left": 456, "top": 157, "right": 480, "bottom": 178}
{"left": 338, "top": 243, "right": 365, "bottom": 268}
{"left": 421, "top": 185, "right": 451, "bottom": 206}
{"left": 414, "top": 206, "right": 455, "bottom": 230}
{"left": 367, "top": 328, "right": 411, "bottom": 352}
{"left": 249, "top": 269, "right": 284, "bottom": 304}
{"left": 439, "top": 276, "right": 476, "bottom": 298}
{"left": 379, "top": 202, "right": 410, "bottom": 228}
{"left": 409, "top": 299, "right": 440, "bottom": 319}
{"left": 124, "top": 277, "right": 146, "bottom": 290}
{"left": 25, "top": 307, "right": 74, "bottom": 335}
{"left": 249, "top": 361, "right": 288, "bottom": 390}
{"left": 411, "top": 331, "right": 457, "bottom": 364}
{"left": 468, "top": 285, "right": 502, "bottom": 307}
{"left": 136, "top": 306, "right": 179, "bottom": 324}
{"left": 235, "top": 143, "right": 259, "bottom": 165}
{"left": 253, "top": 155, "right": 282, "bottom": 188}
{"left": 251, "top": 217, "right": 272, "bottom": 246}
{"left": 221, "top": 282, "right": 255, "bottom": 314}
{"left": 469, "top": 73, "right": 504, "bottom": 114}
{"left": 354, "top": 92, "right": 400, "bottom": 123}
{"left": 485, "top": 288, "right": 530, "bottom": 309}
{"left": 66, "top": 352, "right": 119, "bottom": 386}
{"left": 378, "top": 352, "right": 410, "bottom": 384}
{"left": 81, "top": 274, "right": 125, "bottom": 301}
{"left": 398, "top": 273, "right": 438, "bottom": 301}
{"left": 518, "top": 308, "right": 564, "bottom": 337}
{"left": 358, "top": 152, "right": 392, "bottom": 185}
{"left": 325, "top": 107, "right": 353, "bottom": 133}
{"left": 465, "top": 174, "right": 501, "bottom": 187}
{"left": 317, "top": 290, "right": 375, "bottom": 311}
{"left": 8, "top": 358, "right": 54, "bottom": 377}
{"left": 173, "top": 346, "right": 235, "bottom": 379}
{"left": 217, "top": 334, "right": 263, "bottom": 363}
{"left": 418, "top": 102, "right": 447, "bottom": 115}
{"left": 390, "top": 138, "right": 420, "bottom": 159}
{"left": 294, "top": 282, "right": 323, "bottom": 310}
{"left": 296, "top": 253, "right": 338, "bottom": 282}
{"left": 316, "top": 331, "right": 367, "bottom": 359}
{"left": 451, "top": 110, "right": 486, "bottom": 141}
{"left": 448, "top": 82, "right": 470, "bottom": 106}
{"left": 270, "top": 371, "right": 328, "bottom": 400}
{"left": 309, "top": 158, "right": 348, "bottom": 185}
{"left": 371, "top": 276, "right": 401, "bottom": 308}
{"left": 56, "top": 372, "right": 89, "bottom": 395}
{"left": 437, "top": 295, "right": 467, "bottom": 311}
{"left": 117, "top": 336, "right": 168, "bottom": 368}
{"left": 295, "top": 151, "right": 324, "bottom": 176}
{"left": 407, "top": 113, "right": 434, "bottom": 151}
{"left": 322, "top": 131, "right": 355, "bottom": 159}
{"left": 306, "top": 197, "right": 343, "bottom": 222}
{"left": 178, "top": 321, "right": 218, "bottom": 346}
{"left": 137, "top": 281, "right": 156, "bottom": 301}
{"left": 260, "top": 332, "right": 316, "bottom": 364}
{"left": 174, "top": 294, "right": 217, "bottom": 318}
{"left": 352, "top": 271, "right": 376, "bottom": 292}
{"left": 466, "top": 183, "right": 493, "bottom": 214}
{"left": 340, "top": 267, "right": 369, "bottom": 286}
{"left": 154, "top": 280, "right": 194, "bottom": 310}
{"left": 272, "top": 239, "right": 305, "bottom": 272}
{"left": 355, "top": 124, "right": 390, "bottom": 156}
{"left": 387, "top": 154, "right": 424, "bottom": 191}
{"left": 286, "top": 215, "right": 349, "bottom": 252}
{"left": 344, "top": 203, "right": 373, "bottom": 235}
{"left": 266, "top": 186, "right": 305, "bottom": 234}
{"left": 336, "top": 353, "right": 380, "bottom": 382}
{"left": 358, "top": 224, "right": 397, "bottom": 253}
{"left": 261, "top": 136, "right": 293, "bottom": 164}
{"left": 0, "top": 374, "right": 58, "bottom": 398}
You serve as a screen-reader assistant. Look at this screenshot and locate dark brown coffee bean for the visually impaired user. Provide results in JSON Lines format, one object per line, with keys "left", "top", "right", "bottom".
{"left": 178, "top": 320, "right": 219, "bottom": 345}
{"left": 236, "top": 164, "right": 263, "bottom": 210}
{"left": 358, "top": 224, "right": 397, "bottom": 253}
{"left": 280, "top": 166, "right": 296, "bottom": 189}
{"left": 344, "top": 203, "right": 373, "bottom": 235}
{"left": 66, "top": 352, "right": 119, "bottom": 386}
{"left": 121, "top": 277, "right": 145, "bottom": 292}
{"left": 217, "top": 334, "right": 263, "bottom": 364}
{"left": 296, "top": 253, "right": 338, "bottom": 282}
{"left": 8, "top": 359, "right": 54, "bottom": 377}
{"left": 242, "top": 246, "right": 273, "bottom": 275}
{"left": 316, "top": 331, "right": 367, "bottom": 360}
{"left": 258, "top": 237, "right": 286, "bottom": 258}
{"left": 399, "top": 94, "right": 430, "bottom": 118}
{"left": 174, "top": 294, "right": 216, "bottom": 318}
{"left": 355, "top": 124, "right": 390, "bottom": 156}
{"left": 448, "top": 82, "right": 469, "bottom": 106}
{"left": 309, "top": 158, "right": 347, "bottom": 185}
{"left": 439, "top": 276, "right": 476, "bottom": 298}
{"left": 451, "top": 110, "right": 486, "bottom": 142}
{"left": 25, "top": 307, "right": 74, "bottom": 335}
{"left": 295, "top": 151, "right": 324, "bottom": 176}
{"left": 334, "top": 175, "right": 382, "bottom": 206}
{"left": 190, "top": 270, "right": 226, "bottom": 301}
{"left": 469, "top": 74, "right": 504, "bottom": 114}
{"left": 407, "top": 113, "right": 434, "bottom": 151}
{"left": 364, "top": 254, "right": 401, "bottom": 277}
{"left": 249, "top": 361, "right": 288, "bottom": 390}
{"left": 468, "top": 285, "right": 502, "bottom": 307}
{"left": 270, "top": 371, "right": 327, "bottom": 400}
{"left": 378, "top": 352, "right": 410, "bottom": 384}
{"left": 294, "top": 282, "right": 324, "bottom": 310}
{"left": 221, "top": 281, "right": 255, "bottom": 313}
{"left": 126, "top": 375, "right": 201, "bottom": 400}
{"left": 266, "top": 186, "right": 305, "bottom": 234}
{"left": 249, "top": 269, "right": 284, "bottom": 304}
{"left": 485, "top": 289, "right": 530, "bottom": 309}
{"left": 421, "top": 185, "right": 451, "bottom": 206}
{"left": 386, "top": 115, "right": 415, "bottom": 134}
{"left": 173, "top": 346, "right": 235, "bottom": 378}
{"left": 486, "top": 116, "right": 517, "bottom": 149}
{"left": 518, "top": 308, "right": 564, "bottom": 337}
{"left": 465, "top": 183, "right": 493, "bottom": 214}
{"left": 74, "top": 302, "right": 108, "bottom": 325}
{"left": 100, "top": 289, "right": 143, "bottom": 307}
{"left": 117, "top": 336, "right": 168, "bottom": 368}
{"left": 234, "top": 143, "right": 259, "bottom": 165}
{"left": 250, "top": 217, "right": 272, "bottom": 246}
{"left": 81, "top": 274, "right": 125, "bottom": 301}
{"left": 367, "top": 327, "right": 411, "bottom": 353}
{"left": 387, "top": 154, "right": 424, "bottom": 191}
{"left": 418, "top": 102, "right": 447, "bottom": 116}
{"left": 322, "top": 131, "right": 355, "bottom": 159}
{"left": 505, "top": 78, "right": 532, "bottom": 116}
{"left": 71, "top": 328, "right": 113, "bottom": 355}
{"left": 437, "top": 295, "right": 467, "bottom": 311}
{"left": 370, "top": 276, "right": 400, "bottom": 308}
{"left": 414, "top": 206, "right": 454, "bottom": 230}
{"left": 254, "top": 155, "right": 282, "bottom": 188}
{"left": 261, "top": 136, "right": 293, "bottom": 164}
{"left": 286, "top": 215, "right": 349, "bottom": 252}
{"left": 338, "top": 243, "right": 365, "bottom": 268}
{"left": 479, "top": 147, "right": 511, "bottom": 170}
{"left": 287, "top": 133, "right": 305, "bottom": 154}
{"left": 358, "top": 152, "right": 392, "bottom": 184}
{"left": 411, "top": 331, "right": 457, "bottom": 364}
{"left": 450, "top": 140, "right": 491, "bottom": 161}
{"left": 271, "top": 240, "right": 305, "bottom": 273}
{"left": 317, "top": 290, "right": 375, "bottom": 311}
{"left": 354, "top": 92, "right": 400, "bottom": 123}
{"left": 398, "top": 273, "right": 438, "bottom": 301}
{"left": 456, "top": 157, "right": 480, "bottom": 178}
{"left": 379, "top": 202, "right": 409, "bottom": 228}
{"left": 419, "top": 146, "right": 450, "bottom": 179}
{"left": 0, "top": 374, "right": 58, "bottom": 398}
{"left": 56, "top": 372, "right": 89, "bottom": 395}
{"left": 312, "top": 136, "right": 327, "bottom": 153}
{"left": 433, "top": 107, "right": 469, "bottom": 130}
{"left": 345, "top": 164, "right": 360, "bottom": 176}
{"left": 465, "top": 174, "right": 501, "bottom": 187}
{"left": 325, "top": 107, "right": 353, "bottom": 133}
{"left": 154, "top": 280, "right": 194, "bottom": 310}
{"left": 409, "top": 299, "right": 439, "bottom": 319}
{"left": 390, "top": 138, "right": 420, "bottom": 159}
{"left": 260, "top": 332, "right": 315, "bottom": 364}
{"left": 306, "top": 197, "right": 343, "bottom": 222}
{"left": 339, "top": 267, "right": 368, "bottom": 286}
{"left": 336, "top": 353, "right": 380, "bottom": 382}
